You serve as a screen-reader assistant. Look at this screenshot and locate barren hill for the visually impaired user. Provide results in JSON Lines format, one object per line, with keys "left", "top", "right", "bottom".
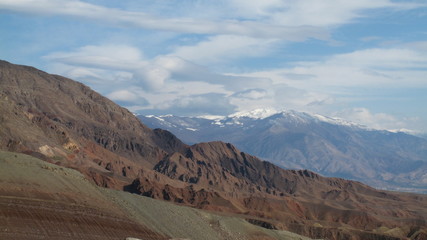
{"left": 1, "top": 60, "right": 426, "bottom": 240}
{"left": 139, "top": 111, "right": 427, "bottom": 192}
{"left": 0, "top": 151, "right": 311, "bottom": 240}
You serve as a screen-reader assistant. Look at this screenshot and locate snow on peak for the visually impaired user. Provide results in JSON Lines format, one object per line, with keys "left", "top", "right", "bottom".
{"left": 229, "top": 108, "right": 280, "bottom": 119}
{"left": 197, "top": 115, "right": 225, "bottom": 120}
{"left": 145, "top": 109, "right": 373, "bottom": 131}
{"left": 312, "top": 114, "right": 368, "bottom": 129}
{"left": 146, "top": 115, "right": 166, "bottom": 122}
{"left": 388, "top": 128, "right": 418, "bottom": 134}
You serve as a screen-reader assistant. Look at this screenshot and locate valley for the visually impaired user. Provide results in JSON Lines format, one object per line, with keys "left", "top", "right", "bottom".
{"left": 0, "top": 60, "right": 426, "bottom": 240}
{"left": 139, "top": 110, "right": 427, "bottom": 193}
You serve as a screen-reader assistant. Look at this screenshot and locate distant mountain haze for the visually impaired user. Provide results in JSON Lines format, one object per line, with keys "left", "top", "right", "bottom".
{"left": 1, "top": 60, "right": 426, "bottom": 240}
{"left": 139, "top": 110, "right": 427, "bottom": 193}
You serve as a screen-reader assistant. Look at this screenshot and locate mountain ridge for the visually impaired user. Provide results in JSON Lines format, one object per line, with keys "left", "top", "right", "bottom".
{"left": 139, "top": 111, "right": 427, "bottom": 193}
{"left": 1, "top": 150, "right": 316, "bottom": 240}
{"left": 1, "top": 60, "right": 426, "bottom": 240}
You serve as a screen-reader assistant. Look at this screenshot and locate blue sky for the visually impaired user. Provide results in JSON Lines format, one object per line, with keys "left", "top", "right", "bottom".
{"left": 1, "top": 0, "right": 427, "bottom": 133}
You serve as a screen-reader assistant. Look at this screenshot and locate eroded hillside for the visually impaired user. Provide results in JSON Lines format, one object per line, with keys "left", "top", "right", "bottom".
{"left": 1, "top": 60, "right": 426, "bottom": 240}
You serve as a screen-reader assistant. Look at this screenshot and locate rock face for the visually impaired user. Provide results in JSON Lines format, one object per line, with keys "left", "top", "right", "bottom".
{"left": 1, "top": 60, "right": 426, "bottom": 240}
{"left": 0, "top": 151, "right": 314, "bottom": 240}
{"left": 139, "top": 112, "right": 427, "bottom": 192}
{"left": 0, "top": 59, "right": 186, "bottom": 167}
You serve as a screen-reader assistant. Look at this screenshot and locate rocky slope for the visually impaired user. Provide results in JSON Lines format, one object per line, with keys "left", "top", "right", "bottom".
{"left": 1, "top": 60, "right": 426, "bottom": 240}
{"left": 139, "top": 111, "right": 427, "bottom": 192}
{"left": 0, "top": 151, "right": 311, "bottom": 240}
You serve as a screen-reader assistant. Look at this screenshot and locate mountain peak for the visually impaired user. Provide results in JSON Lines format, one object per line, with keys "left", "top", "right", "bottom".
{"left": 139, "top": 109, "right": 427, "bottom": 193}
{"left": 226, "top": 108, "right": 367, "bottom": 129}
{"left": 3, "top": 60, "right": 427, "bottom": 240}
{"left": 228, "top": 108, "right": 280, "bottom": 119}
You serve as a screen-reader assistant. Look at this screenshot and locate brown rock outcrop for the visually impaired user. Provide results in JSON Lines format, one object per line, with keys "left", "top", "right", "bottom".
{"left": 1, "top": 60, "right": 426, "bottom": 240}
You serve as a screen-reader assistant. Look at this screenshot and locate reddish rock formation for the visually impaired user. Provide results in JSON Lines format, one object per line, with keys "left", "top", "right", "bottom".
{"left": 1, "top": 60, "right": 426, "bottom": 240}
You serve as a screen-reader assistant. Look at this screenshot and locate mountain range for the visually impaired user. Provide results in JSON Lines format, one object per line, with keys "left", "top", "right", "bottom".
{"left": 139, "top": 109, "right": 427, "bottom": 193}
{"left": 1, "top": 60, "right": 426, "bottom": 240}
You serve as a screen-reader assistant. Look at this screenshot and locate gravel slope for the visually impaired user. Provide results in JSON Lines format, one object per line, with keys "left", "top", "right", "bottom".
{"left": 0, "top": 151, "right": 314, "bottom": 240}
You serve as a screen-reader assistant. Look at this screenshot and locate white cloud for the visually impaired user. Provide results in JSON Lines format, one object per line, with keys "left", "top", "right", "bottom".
{"left": 242, "top": 46, "right": 427, "bottom": 89}
{"left": 227, "top": 0, "right": 283, "bottom": 19}
{"left": 44, "top": 44, "right": 178, "bottom": 91}
{"left": 171, "top": 35, "right": 278, "bottom": 65}
{"left": 329, "top": 108, "right": 425, "bottom": 133}
{"left": 0, "top": 0, "right": 328, "bottom": 40}
{"left": 134, "top": 65, "right": 170, "bottom": 90}
{"left": 42, "top": 44, "right": 245, "bottom": 114}
{"left": 226, "top": 44, "right": 427, "bottom": 132}
{"left": 107, "top": 89, "right": 140, "bottom": 103}
{"left": 2, "top": 0, "right": 426, "bottom": 132}
{"left": 326, "top": 48, "right": 427, "bottom": 69}
{"left": 44, "top": 44, "right": 268, "bottom": 93}
{"left": 44, "top": 42, "right": 426, "bottom": 129}
{"left": 62, "top": 66, "right": 103, "bottom": 80}
{"left": 44, "top": 44, "right": 145, "bottom": 70}
{"left": 270, "top": 0, "right": 392, "bottom": 27}
{"left": 138, "top": 93, "right": 237, "bottom": 116}
{"left": 298, "top": 47, "right": 427, "bottom": 88}
{"left": 6, "top": 0, "right": 421, "bottom": 41}
{"left": 232, "top": 88, "right": 267, "bottom": 100}
{"left": 227, "top": 83, "right": 334, "bottom": 115}
{"left": 273, "top": 85, "right": 333, "bottom": 110}
{"left": 150, "top": 56, "right": 273, "bottom": 91}
{"left": 229, "top": 0, "right": 424, "bottom": 27}
{"left": 335, "top": 108, "right": 407, "bottom": 131}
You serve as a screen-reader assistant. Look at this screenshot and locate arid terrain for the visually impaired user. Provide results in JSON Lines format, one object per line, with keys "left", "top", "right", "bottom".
{"left": 0, "top": 60, "right": 426, "bottom": 240}
{"left": 0, "top": 151, "right": 312, "bottom": 240}
{"left": 139, "top": 110, "right": 427, "bottom": 192}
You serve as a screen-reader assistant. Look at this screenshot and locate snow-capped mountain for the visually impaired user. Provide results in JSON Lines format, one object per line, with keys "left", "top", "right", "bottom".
{"left": 139, "top": 109, "right": 427, "bottom": 193}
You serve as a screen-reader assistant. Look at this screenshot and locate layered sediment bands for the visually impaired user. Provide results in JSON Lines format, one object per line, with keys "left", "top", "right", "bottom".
{"left": 1, "top": 60, "right": 427, "bottom": 240}
{"left": 0, "top": 151, "right": 168, "bottom": 240}
{"left": 0, "top": 151, "right": 314, "bottom": 240}
{"left": 0, "top": 196, "right": 166, "bottom": 240}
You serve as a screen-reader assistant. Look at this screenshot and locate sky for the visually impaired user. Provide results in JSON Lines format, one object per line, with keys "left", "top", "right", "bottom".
{"left": 1, "top": 0, "right": 427, "bottom": 133}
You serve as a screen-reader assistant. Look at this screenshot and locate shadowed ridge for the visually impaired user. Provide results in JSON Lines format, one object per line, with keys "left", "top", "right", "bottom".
{"left": 154, "top": 140, "right": 427, "bottom": 239}
{"left": 152, "top": 128, "right": 188, "bottom": 154}
{"left": 0, "top": 60, "right": 185, "bottom": 168}
{"left": 0, "top": 150, "right": 314, "bottom": 240}
{"left": 1, "top": 60, "right": 426, "bottom": 240}
{"left": 138, "top": 111, "right": 427, "bottom": 192}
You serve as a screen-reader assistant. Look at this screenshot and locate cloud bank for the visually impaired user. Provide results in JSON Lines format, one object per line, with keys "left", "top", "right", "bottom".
{"left": 1, "top": 0, "right": 426, "bottom": 132}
